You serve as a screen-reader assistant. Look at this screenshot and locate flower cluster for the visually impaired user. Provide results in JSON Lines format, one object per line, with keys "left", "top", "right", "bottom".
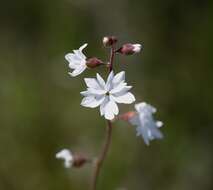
{"left": 57, "top": 36, "right": 164, "bottom": 172}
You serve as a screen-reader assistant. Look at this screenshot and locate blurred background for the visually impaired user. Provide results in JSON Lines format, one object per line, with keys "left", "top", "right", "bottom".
{"left": 0, "top": 0, "right": 212, "bottom": 189}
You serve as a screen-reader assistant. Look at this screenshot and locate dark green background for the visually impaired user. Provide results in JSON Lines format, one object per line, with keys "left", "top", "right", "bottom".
{"left": 0, "top": 0, "right": 212, "bottom": 189}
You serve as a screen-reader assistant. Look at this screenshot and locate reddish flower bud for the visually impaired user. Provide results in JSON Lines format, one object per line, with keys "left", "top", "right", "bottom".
{"left": 86, "top": 57, "right": 103, "bottom": 68}
{"left": 73, "top": 153, "right": 89, "bottom": 168}
{"left": 102, "top": 36, "right": 118, "bottom": 47}
{"left": 117, "top": 43, "right": 142, "bottom": 55}
{"left": 118, "top": 111, "right": 136, "bottom": 121}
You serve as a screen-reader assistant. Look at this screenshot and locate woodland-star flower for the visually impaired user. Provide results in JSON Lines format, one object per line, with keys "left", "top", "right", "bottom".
{"left": 56, "top": 149, "right": 73, "bottom": 168}
{"left": 65, "top": 43, "right": 88, "bottom": 77}
{"left": 129, "top": 102, "right": 163, "bottom": 145}
{"left": 80, "top": 71, "right": 135, "bottom": 120}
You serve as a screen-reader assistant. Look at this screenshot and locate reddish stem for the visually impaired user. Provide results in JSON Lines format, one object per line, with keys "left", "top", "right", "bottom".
{"left": 91, "top": 121, "right": 112, "bottom": 190}
{"left": 91, "top": 46, "right": 115, "bottom": 190}
{"left": 109, "top": 45, "right": 115, "bottom": 72}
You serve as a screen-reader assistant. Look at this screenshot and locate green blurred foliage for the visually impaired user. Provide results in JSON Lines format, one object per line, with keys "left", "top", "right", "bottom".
{"left": 0, "top": 0, "right": 213, "bottom": 189}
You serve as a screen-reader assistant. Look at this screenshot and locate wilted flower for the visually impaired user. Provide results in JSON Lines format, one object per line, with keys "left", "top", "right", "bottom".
{"left": 65, "top": 43, "right": 88, "bottom": 77}
{"left": 129, "top": 102, "right": 163, "bottom": 145}
{"left": 117, "top": 43, "right": 142, "bottom": 55}
{"left": 56, "top": 149, "right": 73, "bottom": 168}
{"left": 80, "top": 71, "right": 135, "bottom": 120}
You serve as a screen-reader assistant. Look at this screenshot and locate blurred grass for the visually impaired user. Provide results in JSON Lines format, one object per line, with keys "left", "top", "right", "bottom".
{"left": 0, "top": 0, "right": 213, "bottom": 189}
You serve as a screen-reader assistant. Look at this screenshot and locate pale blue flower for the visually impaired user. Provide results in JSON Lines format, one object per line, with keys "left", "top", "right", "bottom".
{"left": 130, "top": 102, "right": 163, "bottom": 145}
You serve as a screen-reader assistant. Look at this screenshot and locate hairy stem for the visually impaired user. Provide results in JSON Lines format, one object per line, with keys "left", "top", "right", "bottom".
{"left": 91, "top": 121, "right": 112, "bottom": 190}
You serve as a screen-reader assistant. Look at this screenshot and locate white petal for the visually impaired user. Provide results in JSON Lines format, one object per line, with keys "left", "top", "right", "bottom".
{"left": 96, "top": 73, "right": 106, "bottom": 89}
{"left": 100, "top": 98, "right": 118, "bottom": 120}
{"left": 134, "top": 102, "right": 146, "bottom": 112}
{"left": 79, "top": 43, "right": 88, "bottom": 51}
{"left": 112, "top": 92, "right": 135, "bottom": 104}
{"left": 109, "top": 96, "right": 119, "bottom": 115}
{"left": 68, "top": 65, "right": 87, "bottom": 77}
{"left": 135, "top": 102, "right": 156, "bottom": 113}
{"left": 100, "top": 96, "right": 109, "bottom": 116}
{"left": 81, "top": 95, "right": 105, "bottom": 108}
{"left": 156, "top": 121, "right": 163, "bottom": 128}
{"left": 87, "top": 88, "right": 106, "bottom": 95}
{"left": 80, "top": 90, "right": 91, "bottom": 96}
{"left": 56, "top": 149, "right": 73, "bottom": 168}
{"left": 136, "top": 125, "right": 152, "bottom": 145}
{"left": 112, "top": 71, "right": 125, "bottom": 86}
{"left": 132, "top": 44, "right": 142, "bottom": 53}
{"left": 112, "top": 86, "right": 132, "bottom": 96}
{"left": 73, "top": 50, "right": 86, "bottom": 60}
{"left": 84, "top": 78, "right": 101, "bottom": 89}
{"left": 106, "top": 71, "right": 114, "bottom": 91}
{"left": 65, "top": 53, "right": 82, "bottom": 63}
{"left": 129, "top": 115, "right": 140, "bottom": 126}
{"left": 109, "top": 82, "right": 128, "bottom": 94}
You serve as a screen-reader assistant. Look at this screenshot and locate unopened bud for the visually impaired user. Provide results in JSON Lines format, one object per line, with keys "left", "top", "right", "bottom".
{"left": 102, "top": 36, "right": 118, "bottom": 47}
{"left": 117, "top": 43, "right": 142, "bottom": 55}
{"left": 118, "top": 111, "right": 136, "bottom": 121}
{"left": 56, "top": 149, "right": 90, "bottom": 169}
{"left": 73, "top": 153, "right": 89, "bottom": 168}
{"left": 86, "top": 57, "right": 103, "bottom": 68}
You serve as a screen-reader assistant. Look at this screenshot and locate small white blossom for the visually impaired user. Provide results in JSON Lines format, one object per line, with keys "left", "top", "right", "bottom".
{"left": 129, "top": 102, "right": 163, "bottom": 145}
{"left": 132, "top": 44, "right": 142, "bottom": 53}
{"left": 65, "top": 43, "right": 88, "bottom": 77}
{"left": 80, "top": 71, "right": 136, "bottom": 120}
{"left": 56, "top": 149, "right": 73, "bottom": 168}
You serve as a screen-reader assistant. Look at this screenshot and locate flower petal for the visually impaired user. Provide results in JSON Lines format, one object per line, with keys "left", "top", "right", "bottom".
{"left": 112, "top": 92, "right": 135, "bottom": 104}
{"left": 87, "top": 88, "right": 106, "bottom": 95}
{"left": 73, "top": 50, "right": 86, "bottom": 60}
{"left": 100, "top": 97, "right": 118, "bottom": 120}
{"left": 81, "top": 95, "right": 105, "bottom": 108}
{"left": 80, "top": 90, "right": 91, "bottom": 96}
{"left": 109, "top": 82, "right": 128, "bottom": 94}
{"left": 106, "top": 71, "right": 114, "bottom": 91}
{"left": 68, "top": 65, "right": 87, "bottom": 77}
{"left": 129, "top": 115, "right": 140, "bottom": 126}
{"left": 84, "top": 78, "right": 101, "bottom": 89}
{"left": 100, "top": 96, "right": 109, "bottom": 116}
{"left": 79, "top": 43, "right": 88, "bottom": 51}
{"left": 112, "top": 71, "right": 125, "bottom": 86}
{"left": 135, "top": 102, "right": 156, "bottom": 113}
{"left": 65, "top": 53, "right": 82, "bottom": 63}
{"left": 96, "top": 73, "right": 106, "bottom": 89}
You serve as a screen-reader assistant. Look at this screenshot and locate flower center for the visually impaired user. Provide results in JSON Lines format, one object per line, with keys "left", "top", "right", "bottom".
{"left": 106, "top": 91, "right": 110, "bottom": 96}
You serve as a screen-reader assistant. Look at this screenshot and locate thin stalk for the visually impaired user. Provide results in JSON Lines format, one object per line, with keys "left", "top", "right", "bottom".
{"left": 91, "top": 46, "right": 115, "bottom": 190}
{"left": 109, "top": 45, "right": 115, "bottom": 72}
{"left": 91, "top": 121, "right": 112, "bottom": 190}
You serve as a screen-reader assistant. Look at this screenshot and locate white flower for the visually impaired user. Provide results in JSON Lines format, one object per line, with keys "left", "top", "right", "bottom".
{"left": 129, "top": 102, "right": 163, "bottom": 145}
{"left": 80, "top": 71, "right": 136, "bottom": 120}
{"left": 65, "top": 43, "right": 88, "bottom": 77}
{"left": 56, "top": 149, "right": 73, "bottom": 168}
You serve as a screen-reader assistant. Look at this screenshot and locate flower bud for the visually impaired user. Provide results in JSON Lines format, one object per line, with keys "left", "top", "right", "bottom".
{"left": 102, "top": 36, "right": 118, "bottom": 47}
{"left": 86, "top": 57, "right": 103, "bottom": 68}
{"left": 73, "top": 153, "right": 89, "bottom": 168}
{"left": 56, "top": 149, "right": 90, "bottom": 168}
{"left": 118, "top": 111, "right": 136, "bottom": 121}
{"left": 117, "top": 43, "right": 142, "bottom": 55}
